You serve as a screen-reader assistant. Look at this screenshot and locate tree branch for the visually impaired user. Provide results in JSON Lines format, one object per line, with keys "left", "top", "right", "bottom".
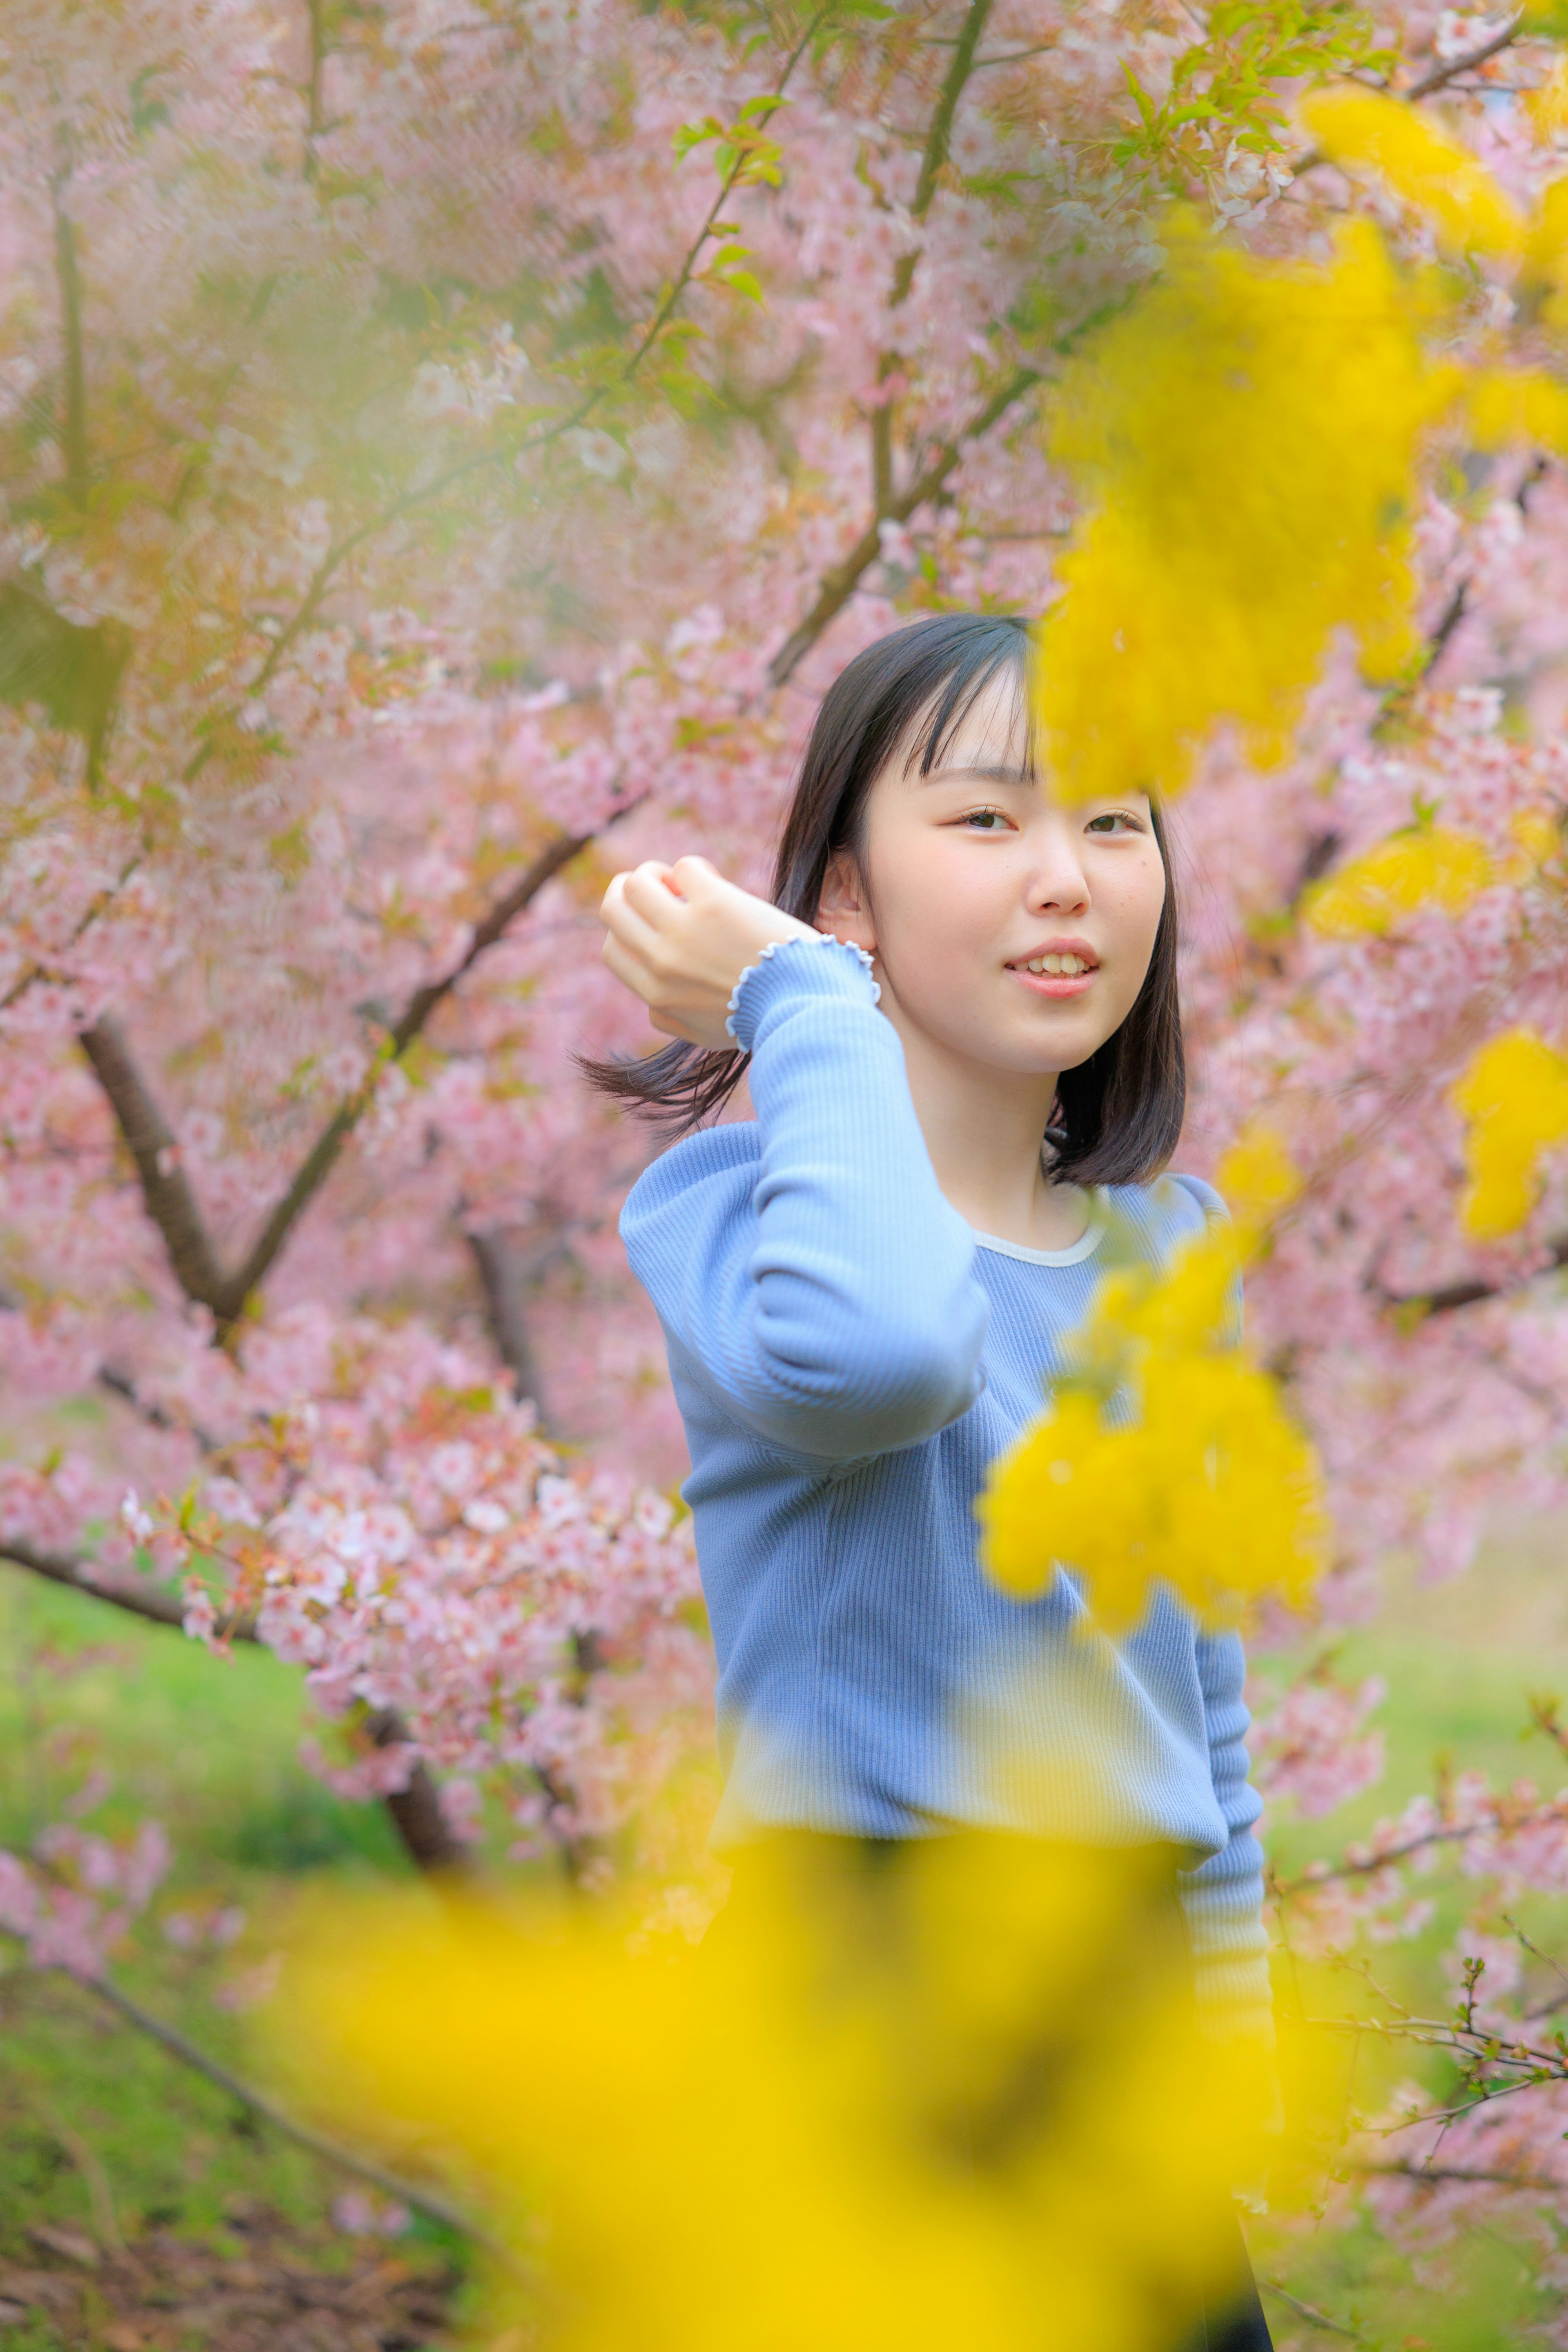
{"left": 50, "top": 174, "right": 88, "bottom": 500}
{"left": 768, "top": 363, "right": 1040, "bottom": 686}
{"left": 626, "top": 3, "right": 834, "bottom": 379}
{"left": 48, "top": 1964, "right": 516, "bottom": 2265}
{"left": 1271, "top": 1795, "right": 1568, "bottom": 1894}
{"left": 1290, "top": 20, "right": 1523, "bottom": 190}
{"left": 1375, "top": 1233, "right": 1568, "bottom": 1318}
{"left": 78, "top": 1016, "right": 232, "bottom": 1315}
{"left": 303, "top": 0, "right": 327, "bottom": 181}
{"left": 0, "top": 1537, "right": 192, "bottom": 1630}
{"left": 1421, "top": 577, "right": 1468, "bottom": 677}
{"left": 363, "top": 1708, "right": 468, "bottom": 1875}
{"left": 887, "top": 0, "right": 995, "bottom": 310}
{"left": 467, "top": 1227, "right": 557, "bottom": 1439}
{"left": 1356, "top": 2158, "right": 1563, "bottom": 2192}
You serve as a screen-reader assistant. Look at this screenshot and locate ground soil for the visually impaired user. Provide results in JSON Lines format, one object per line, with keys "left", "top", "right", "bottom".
{"left": 0, "top": 2207, "right": 457, "bottom": 2351}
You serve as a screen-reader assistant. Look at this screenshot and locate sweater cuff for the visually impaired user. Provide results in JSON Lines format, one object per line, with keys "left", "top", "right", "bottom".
{"left": 724, "top": 933, "right": 881, "bottom": 1049}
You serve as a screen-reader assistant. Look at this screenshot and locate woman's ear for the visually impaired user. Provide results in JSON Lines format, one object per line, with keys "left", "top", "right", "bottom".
{"left": 815, "top": 850, "right": 875, "bottom": 955}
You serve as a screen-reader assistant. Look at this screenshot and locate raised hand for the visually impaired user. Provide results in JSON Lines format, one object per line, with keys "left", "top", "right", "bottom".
{"left": 598, "top": 856, "right": 820, "bottom": 1052}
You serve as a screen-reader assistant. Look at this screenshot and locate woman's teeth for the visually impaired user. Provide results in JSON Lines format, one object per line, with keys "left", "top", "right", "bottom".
{"left": 1018, "top": 954, "right": 1091, "bottom": 976}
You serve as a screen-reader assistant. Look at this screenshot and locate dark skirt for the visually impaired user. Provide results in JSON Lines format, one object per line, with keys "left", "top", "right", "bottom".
{"left": 706, "top": 1831, "right": 1274, "bottom": 2352}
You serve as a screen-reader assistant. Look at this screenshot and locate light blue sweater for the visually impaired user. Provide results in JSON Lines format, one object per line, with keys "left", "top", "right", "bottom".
{"left": 621, "top": 935, "right": 1270, "bottom": 2030}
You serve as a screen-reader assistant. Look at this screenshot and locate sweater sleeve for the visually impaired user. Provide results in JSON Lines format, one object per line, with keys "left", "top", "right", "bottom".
{"left": 1178, "top": 1628, "right": 1274, "bottom": 2041}
{"left": 620, "top": 935, "right": 988, "bottom": 1461}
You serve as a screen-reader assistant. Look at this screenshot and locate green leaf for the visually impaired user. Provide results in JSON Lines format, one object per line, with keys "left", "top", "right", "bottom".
{"left": 1122, "top": 62, "right": 1159, "bottom": 130}
{"left": 672, "top": 116, "right": 722, "bottom": 160}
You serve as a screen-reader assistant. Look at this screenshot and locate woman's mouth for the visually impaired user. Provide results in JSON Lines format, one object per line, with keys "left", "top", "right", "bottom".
{"left": 1005, "top": 951, "right": 1098, "bottom": 998}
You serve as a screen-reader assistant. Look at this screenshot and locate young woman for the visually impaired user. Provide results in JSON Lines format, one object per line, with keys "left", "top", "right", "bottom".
{"left": 594, "top": 612, "right": 1273, "bottom": 2351}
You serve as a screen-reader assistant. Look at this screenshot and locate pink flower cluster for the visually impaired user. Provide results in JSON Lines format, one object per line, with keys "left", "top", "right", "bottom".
{"left": 0, "top": 1811, "right": 171, "bottom": 1979}
{"left": 138, "top": 1314, "right": 712, "bottom": 1853}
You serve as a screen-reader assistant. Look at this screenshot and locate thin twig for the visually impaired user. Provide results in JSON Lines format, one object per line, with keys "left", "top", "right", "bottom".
{"left": 1259, "top": 2278, "right": 1367, "bottom": 2340}
{"left": 223, "top": 817, "right": 616, "bottom": 1316}
{"left": 768, "top": 362, "right": 1040, "bottom": 685}
{"left": 0, "top": 858, "right": 141, "bottom": 1014}
{"left": 1357, "top": 2159, "right": 1564, "bottom": 2192}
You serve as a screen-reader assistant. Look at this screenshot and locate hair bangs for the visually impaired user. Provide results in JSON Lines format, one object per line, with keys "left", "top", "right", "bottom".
{"left": 901, "top": 627, "right": 1035, "bottom": 781}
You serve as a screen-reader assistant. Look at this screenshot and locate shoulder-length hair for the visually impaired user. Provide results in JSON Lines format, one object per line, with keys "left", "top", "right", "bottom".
{"left": 586, "top": 612, "right": 1185, "bottom": 1188}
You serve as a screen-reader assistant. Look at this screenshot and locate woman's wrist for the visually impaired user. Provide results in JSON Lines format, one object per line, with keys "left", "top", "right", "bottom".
{"left": 724, "top": 932, "right": 882, "bottom": 1051}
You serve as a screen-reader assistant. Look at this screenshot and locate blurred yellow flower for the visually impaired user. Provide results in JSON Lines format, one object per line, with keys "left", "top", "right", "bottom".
{"left": 978, "top": 1223, "right": 1327, "bottom": 1633}
{"left": 1304, "top": 826, "right": 1494, "bottom": 937}
{"left": 1506, "top": 804, "right": 1564, "bottom": 878}
{"left": 1036, "top": 216, "right": 1457, "bottom": 802}
{"left": 1296, "top": 87, "right": 1526, "bottom": 258}
{"left": 280, "top": 1832, "right": 1276, "bottom": 2352}
{"left": 1452, "top": 1027, "right": 1568, "bottom": 1238}
{"left": 1214, "top": 1122, "right": 1303, "bottom": 1245}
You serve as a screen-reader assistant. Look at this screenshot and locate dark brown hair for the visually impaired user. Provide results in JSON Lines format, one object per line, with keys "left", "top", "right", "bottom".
{"left": 586, "top": 612, "right": 1185, "bottom": 1187}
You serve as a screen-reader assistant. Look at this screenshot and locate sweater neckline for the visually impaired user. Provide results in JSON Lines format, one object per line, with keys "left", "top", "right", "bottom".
{"left": 972, "top": 1191, "right": 1106, "bottom": 1267}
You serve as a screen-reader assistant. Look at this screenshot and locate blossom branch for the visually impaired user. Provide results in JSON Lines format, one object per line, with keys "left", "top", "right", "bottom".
{"left": 1403, "top": 17, "right": 1523, "bottom": 102}
{"left": 891, "top": 0, "right": 995, "bottom": 310}
{"left": 226, "top": 819, "right": 607, "bottom": 1314}
{"left": 467, "top": 1225, "right": 564, "bottom": 1439}
{"left": 0, "top": 1536, "right": 192, "bottom": 1630}
{"left": 0, "top": 1545, "right": 463, "bottom": 1874}
{"left": 1271, "top": 1794, "right": 1568, "bottom": 1893}
{"left": 1356, "top": 2158, "right": 1561, "bottom": 2191}
{"left": 79, "top": 820, "right": 606, "bottom": 1332}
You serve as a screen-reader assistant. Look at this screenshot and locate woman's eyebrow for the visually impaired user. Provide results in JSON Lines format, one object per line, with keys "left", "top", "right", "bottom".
{"left": 921, "top": 761, "right": 1033, "bottom": 786}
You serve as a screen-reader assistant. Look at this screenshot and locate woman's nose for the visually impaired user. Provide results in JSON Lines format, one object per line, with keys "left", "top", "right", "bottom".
{"left": 1026, "top": 856, "right": 1090, "bottom": 915}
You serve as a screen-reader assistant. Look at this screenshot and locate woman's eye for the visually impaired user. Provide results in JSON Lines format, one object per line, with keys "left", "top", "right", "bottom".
{"left": 959, "top": 808, "right": 1010, "bottom": 832}
{"left": 1085, "top": 810, "right": 1141, "bottom": 834}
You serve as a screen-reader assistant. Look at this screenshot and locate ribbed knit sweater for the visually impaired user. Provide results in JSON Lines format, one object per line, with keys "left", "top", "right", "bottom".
{"left": 620, "top": 934, "right": 1271, "bottom": 2031}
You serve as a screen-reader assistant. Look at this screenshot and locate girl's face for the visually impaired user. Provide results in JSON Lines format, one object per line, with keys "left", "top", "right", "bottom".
{"left": 817, "top": 673, "right": 1167, "bottom": 1082}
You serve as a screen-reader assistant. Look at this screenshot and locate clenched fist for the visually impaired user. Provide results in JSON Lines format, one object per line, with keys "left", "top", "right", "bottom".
{"left": 599, "top": 856, "right": 821, "bottom": 1052}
